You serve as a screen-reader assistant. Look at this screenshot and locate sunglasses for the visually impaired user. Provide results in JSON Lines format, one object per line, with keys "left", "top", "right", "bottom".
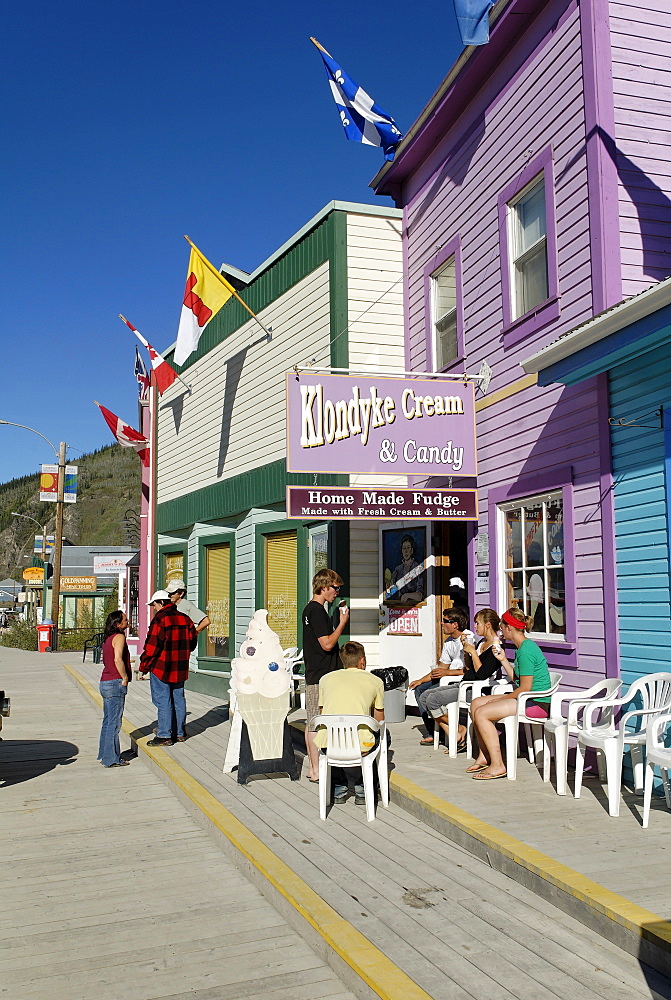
{"left": 442, "top": 617, "right": 458, "bottom": 624}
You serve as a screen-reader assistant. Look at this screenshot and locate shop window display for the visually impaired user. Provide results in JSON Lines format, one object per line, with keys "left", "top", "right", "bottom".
{"left": 500, "top": 492, "right": 564, "bottom": 636}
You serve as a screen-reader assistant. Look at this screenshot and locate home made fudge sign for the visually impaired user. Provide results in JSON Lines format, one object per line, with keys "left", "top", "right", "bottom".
{"left": 287, "top": 486, "right": 478, "bottom": 521}
{"left": 286, "top": 373, "right": 477, "bottom": 476}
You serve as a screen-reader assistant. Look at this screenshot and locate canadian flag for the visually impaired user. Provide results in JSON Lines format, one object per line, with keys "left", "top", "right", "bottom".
{"left": 95, "top": 402, "right": 150, "bottom": 467}
{"left": 120, "top": 315, "right": 178, "bottom": 395}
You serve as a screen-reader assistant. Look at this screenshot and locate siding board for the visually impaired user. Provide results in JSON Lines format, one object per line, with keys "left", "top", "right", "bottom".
{"left": 610, "top": 341, "right": 671, "bottom": 687}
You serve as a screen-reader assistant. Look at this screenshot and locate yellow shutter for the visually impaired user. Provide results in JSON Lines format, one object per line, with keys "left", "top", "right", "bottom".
{"left": 205, "top": 544, "right": 230, "bottom": 658}
{"left": 265, "top": 531, "right": 297, "bottom": 649}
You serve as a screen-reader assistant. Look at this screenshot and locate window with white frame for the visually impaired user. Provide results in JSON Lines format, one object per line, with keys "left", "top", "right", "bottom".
{"left": 499, "top": 491, "right": 565, "bottom": 637}
{"left": 508, "top": 175, "right": 548, "bottom": 320}
{"left": 431, "top": 255, "right": 458, "bottom": 369}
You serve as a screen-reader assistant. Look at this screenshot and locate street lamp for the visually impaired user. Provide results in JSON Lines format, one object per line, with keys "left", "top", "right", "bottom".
{"left": 1, "top": 419, "right": 67, "bottom": 648}
{"left": 11, "top": 512, "right": 49, "bottom": 616}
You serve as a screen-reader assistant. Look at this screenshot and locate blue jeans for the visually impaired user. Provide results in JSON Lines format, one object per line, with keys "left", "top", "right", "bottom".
{"left": 331, "top": 733, "right": 381, "bottom": 798}
{"left": 414, "top": 679, "right": 439, "bottom": 735}
{"left": 98, "top": 679, "right": 127, "bottom": 766}
{"left": 150, "top": 672, "right": 186, "bottom": 739}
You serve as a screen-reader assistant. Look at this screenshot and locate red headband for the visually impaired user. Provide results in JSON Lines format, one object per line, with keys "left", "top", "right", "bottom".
{"left": 502, "top": 610, "right": 528, "bottom": 631}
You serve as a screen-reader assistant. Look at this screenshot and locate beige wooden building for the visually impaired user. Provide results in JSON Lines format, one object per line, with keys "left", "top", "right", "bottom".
{"left": 155, "top": 202, "right": 405, "bottom": 696}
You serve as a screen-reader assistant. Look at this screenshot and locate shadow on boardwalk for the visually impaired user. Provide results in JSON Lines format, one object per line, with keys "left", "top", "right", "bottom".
{"left": 0, "top": 738, "right": 78, "bottom": 786}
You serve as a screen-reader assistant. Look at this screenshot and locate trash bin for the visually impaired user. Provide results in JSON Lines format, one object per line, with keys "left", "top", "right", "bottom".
{"left": 36, "top": 621, "right": 55, "bottom": 652}
{"left": 371, "top": 666, "right": 409, "bottom": 724}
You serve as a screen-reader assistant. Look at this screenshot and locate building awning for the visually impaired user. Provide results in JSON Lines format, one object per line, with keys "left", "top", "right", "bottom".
{"left": 521, "top": 277, "right": 671, "bottom": 386}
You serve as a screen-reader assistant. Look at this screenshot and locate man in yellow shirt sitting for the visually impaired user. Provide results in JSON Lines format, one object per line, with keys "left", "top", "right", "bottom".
{"left": 314, "top": 641, "right": 385, "bottom": 805}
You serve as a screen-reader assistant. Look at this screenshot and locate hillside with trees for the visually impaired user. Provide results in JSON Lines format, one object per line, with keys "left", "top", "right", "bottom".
{"left": 0, "top": 444, "right": 142, "bottom": 581}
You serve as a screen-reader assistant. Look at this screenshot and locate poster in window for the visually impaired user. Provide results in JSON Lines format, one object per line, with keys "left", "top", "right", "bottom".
{"left": 164, "top": 552, "right": 184, "bottom": 586}
{"left": 382, "top": 527, "right": 426, "bottom": 606}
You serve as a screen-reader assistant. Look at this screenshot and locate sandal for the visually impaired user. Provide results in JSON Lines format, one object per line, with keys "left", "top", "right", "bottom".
{"left": 472, "top": 769, "right": 507, "bottom": 780}
{"left": 107, "top": 760, "right": 130, "bottom": 767}
{"left": 419, "top": 736, "right": 435, "bottom": 746}
{"left": 465, "top": 762, "right": 488, "bottom": 773}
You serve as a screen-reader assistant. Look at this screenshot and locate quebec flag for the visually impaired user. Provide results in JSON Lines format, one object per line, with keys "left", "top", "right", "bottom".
{"left": 317, "top": 46, "right": 402, "bottom": 161}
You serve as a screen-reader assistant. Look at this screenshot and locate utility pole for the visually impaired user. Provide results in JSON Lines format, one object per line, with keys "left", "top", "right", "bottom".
{"left": 41, "top": 521, "right": 48, "bottom": 620}
{"left": 50, "top": 441, "right": 67, "bottom": 649}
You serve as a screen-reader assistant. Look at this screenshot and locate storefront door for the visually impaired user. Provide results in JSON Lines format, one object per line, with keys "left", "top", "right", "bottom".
{"left": 377, "top": 522, "right": 437, "bottom": 688}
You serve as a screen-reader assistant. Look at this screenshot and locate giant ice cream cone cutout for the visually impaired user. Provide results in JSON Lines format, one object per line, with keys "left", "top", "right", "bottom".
{"left": 231, "top": 610, "right": 291, "bottom": 760}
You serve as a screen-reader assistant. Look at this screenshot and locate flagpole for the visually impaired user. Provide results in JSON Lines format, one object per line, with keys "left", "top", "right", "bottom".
{"left": 119, "top": 314, "right": 192, "bottom": 393}
{"left": 183, "top": 236, "right": 273, "bottom": 341}
{"left": 309, "top": 37, "right": 332, "bottom": 57}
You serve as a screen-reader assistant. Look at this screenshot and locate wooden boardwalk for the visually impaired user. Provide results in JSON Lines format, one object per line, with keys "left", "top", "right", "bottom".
{"left": 0, "top": 649, "right": 356, "bottom": 1000}
{"left": 389, "top": 714, "right": 671, "bottom": 920}
{"left": 57, "top": 654, "right": 671, "bottom": 1000}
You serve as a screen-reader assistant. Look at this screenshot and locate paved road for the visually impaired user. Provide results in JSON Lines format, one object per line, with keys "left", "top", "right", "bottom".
{"left": 0, "top": 648, "right": 356, "bottom": 1000}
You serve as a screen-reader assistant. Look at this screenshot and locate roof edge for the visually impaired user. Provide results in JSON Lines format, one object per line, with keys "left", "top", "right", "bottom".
{"left": 230, "top": 201, "right": 402, "bottom": 285}
{"left": 521, "top": 277, "right": 671, "bottom": 374}
{"left": 371, "top": 0, "right": 513, "bottom": 194}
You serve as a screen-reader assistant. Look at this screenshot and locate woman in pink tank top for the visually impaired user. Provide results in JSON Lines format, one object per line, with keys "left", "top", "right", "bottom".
{"left": 98, "top": 610, "right": 131, "bottom": 767}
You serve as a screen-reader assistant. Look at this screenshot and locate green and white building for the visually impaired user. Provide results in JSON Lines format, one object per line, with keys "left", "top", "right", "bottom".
{"left": 156, "top": 202, "right": 404, "bottom": 697}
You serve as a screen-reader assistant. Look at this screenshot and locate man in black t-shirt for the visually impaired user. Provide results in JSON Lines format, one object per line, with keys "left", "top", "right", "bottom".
{"left": 302, "top": 568, "right": 349, "bottom": 781}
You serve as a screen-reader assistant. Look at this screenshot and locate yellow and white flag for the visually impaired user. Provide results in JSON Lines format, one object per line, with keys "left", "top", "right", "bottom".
{"left": 174, "top": 244, "right": 235, "bottom": 365}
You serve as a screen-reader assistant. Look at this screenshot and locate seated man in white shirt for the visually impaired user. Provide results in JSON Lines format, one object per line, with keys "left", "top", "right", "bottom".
{"left": 313, "top": 641, "right": 384, "bottom": 805}
{"left": 409, "top": 608, "right": 476, "bottom": 745}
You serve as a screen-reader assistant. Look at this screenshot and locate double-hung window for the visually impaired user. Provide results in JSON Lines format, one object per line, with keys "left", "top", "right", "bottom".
{"left": 499, "top": 491, "right": 565, "bottom": 638}
{"left": 431, "top": 255, "right": 458, "bottom": 370}
{"left": 508, "top": 175, "right": 549, "bottom": 320}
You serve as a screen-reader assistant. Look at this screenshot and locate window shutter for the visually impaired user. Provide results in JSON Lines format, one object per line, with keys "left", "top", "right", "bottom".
{"left": 265, "top": 531, "right": 298, "bottom": 648}
{"left": 205, "top": 544, "right": 230, "bottom": 658}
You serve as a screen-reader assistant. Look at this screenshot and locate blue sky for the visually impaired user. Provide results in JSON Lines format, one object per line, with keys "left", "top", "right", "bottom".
{"left": 1, "top": 0, "right": 463, "bottom": 481}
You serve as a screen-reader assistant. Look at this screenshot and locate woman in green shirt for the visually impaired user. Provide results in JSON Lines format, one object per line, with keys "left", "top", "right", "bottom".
{"left": 467, "top": 608, "right": 551, "bottom": 780}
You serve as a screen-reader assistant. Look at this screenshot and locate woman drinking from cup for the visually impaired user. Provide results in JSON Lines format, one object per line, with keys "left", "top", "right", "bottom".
{"left": 467, "top": 608, "right": 551, "bottom": 780}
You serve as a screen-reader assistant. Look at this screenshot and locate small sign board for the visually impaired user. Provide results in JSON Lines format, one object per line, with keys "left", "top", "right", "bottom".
{"left": 40, "top": 465, "right": 78, "bottom": 504}
{"left": 287, "top": 486, "right": 477, "bottom": 521}
{"left": 388, "top": 607, "right": 421, "bottom": 636}
{"left": 23, "top": 567, "right": 44, "bottom": 583}
{"left": 60, "top": 576, "right": 97, "bottom": 592}
{"left": 93, "top": 555, "right": 131, "bottom": 575}
{"left": 34, "top": 535, "right": 55, "bottom": 555}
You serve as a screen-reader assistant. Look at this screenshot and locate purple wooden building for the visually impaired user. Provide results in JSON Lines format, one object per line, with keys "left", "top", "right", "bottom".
{"left": 373, "top": 0, "right": 671, "bottom": 689}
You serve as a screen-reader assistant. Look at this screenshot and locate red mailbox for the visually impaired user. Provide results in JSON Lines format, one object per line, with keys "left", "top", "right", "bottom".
{"left": 37, "top": 622, "right": 55, "bottom": 652}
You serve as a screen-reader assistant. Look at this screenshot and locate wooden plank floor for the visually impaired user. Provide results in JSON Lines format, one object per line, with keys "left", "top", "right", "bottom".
{"left": 0, "top": 649, "right": 356, "bottom": 1000}
{"left": 388, "top": 713, "right": 671, "bottom": 919}
{"left": 59, "top": 654, "right": 671, "bottom": 1000}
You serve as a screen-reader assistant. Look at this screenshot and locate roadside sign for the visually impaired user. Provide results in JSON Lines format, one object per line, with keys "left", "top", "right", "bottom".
{"left": 34, "top": 535, "right": 55, "bottom": 555}
{"left": 60, "top": 576, "right": 97, "bottom": 592}
{"left": 40, "top": 465, "right": 78, "bottom": 503}
{"left": 22, "top": 567, "right": 44, "bottom": 583}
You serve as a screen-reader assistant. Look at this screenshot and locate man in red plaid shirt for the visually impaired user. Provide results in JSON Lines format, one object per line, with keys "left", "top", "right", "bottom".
{"left": 140, "top": 590, "right": 198, "bottom": 746}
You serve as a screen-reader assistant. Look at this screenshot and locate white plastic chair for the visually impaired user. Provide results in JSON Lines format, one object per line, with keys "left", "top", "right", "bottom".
{"left": 434, "top": 677, "right": 508, "bottom": 757}
{"left": 543, "top": 678, "right": 621, "bottom": 795}
{"left": 313, "top": 715, "right": 389, "bottom": 822}
{"left": 284, "top": 648, "right": 304, "bottom": 709}
{"left": 499, "top": 672, "right": 562, "bottom": 780}
{"left": 575, "top": 672, "right": 671, "bottom": 817}
{"left": 642, "top": 711, "right": 671, "bottom": 829}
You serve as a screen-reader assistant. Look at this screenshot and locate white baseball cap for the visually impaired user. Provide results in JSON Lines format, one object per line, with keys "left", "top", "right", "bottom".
{"left": 147, "top": 590, "right": 170, "bottom": 604}
{"left": 166, "top": 579, "right": 186, "bottom": 593}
